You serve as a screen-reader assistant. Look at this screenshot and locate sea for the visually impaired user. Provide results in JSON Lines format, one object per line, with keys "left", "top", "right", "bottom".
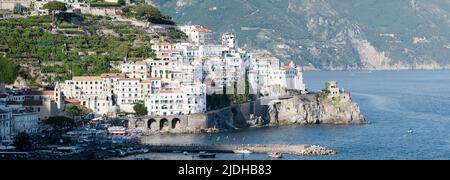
{"left": 122, "top": 70, "right": 450, "bottom": 160}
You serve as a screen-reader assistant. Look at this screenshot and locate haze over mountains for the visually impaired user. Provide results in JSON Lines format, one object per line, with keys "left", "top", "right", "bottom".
{"left": 149, "top": 0, "right": 450, "bottom": 70}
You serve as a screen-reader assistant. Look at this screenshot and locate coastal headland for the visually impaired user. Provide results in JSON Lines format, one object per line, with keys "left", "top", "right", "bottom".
{"left": 128, "top": 91, "right": 365, "bottom": 135}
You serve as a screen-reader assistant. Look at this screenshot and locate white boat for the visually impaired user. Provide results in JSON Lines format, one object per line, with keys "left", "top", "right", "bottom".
{"left": 268, "top": 152, "right": 282, "bottom": 158}
{"left": 233, "top": 149, "right": 252, "bottom": 154}
{"left": 198, "top": 152, "right": 216, "bottom": 158}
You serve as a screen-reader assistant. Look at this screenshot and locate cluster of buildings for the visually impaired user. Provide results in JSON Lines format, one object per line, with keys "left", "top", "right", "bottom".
{"left": 0, "top": 0, "right": 123, "bottom": 17}
{"left": 1, "top": 1, "right": 307, "bottom": 138}
{"left": 55, "top": 24, "right": 306, "bottom": 117}
{"left": 0, "top": 81, "right": 40, "bottom": 144}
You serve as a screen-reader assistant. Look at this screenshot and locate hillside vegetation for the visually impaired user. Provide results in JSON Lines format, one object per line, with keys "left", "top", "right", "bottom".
{"left": 0, "top": 3, "right": 183, "bottom": 87}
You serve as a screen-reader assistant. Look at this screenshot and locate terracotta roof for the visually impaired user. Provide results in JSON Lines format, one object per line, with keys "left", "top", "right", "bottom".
{"left": 148, "top": 77, "right": 161, "bottom": 80}
{"left": 65, "top": 99, "right": 81, "bottom": 103}
{"left": 280, "top": 65, "right": 296, "bottom": 70}
{"left": 141, "top": 80, "right": 151, "bottom": 83}
{"left": 158, "top": 49, "right": 181, "bottom": 53}
{"left": 23, "top": 90, "right": 54, "bottom": 96}
{"left": 101, "top": 73, "right": 125, "bottom": 78}
{"left": 72, "top": 76, "right": 102, "bottom": 81}
{"left": 164, "top": 84, "right": 179, "bottom": 88}
{"left": 119, "top": 78, "right": 141, "bottom": 81}
{"left": 158, "top": 90, "right": 175, "bottom": 93}
{"left": 157, "top": 42, "right": 176, "bottom": 46}
{"left": 195, "top": 27, "right": 212, "bottom": 33}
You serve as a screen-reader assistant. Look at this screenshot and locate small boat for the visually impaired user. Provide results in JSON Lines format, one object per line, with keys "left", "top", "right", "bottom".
{"left": 198, "top": 152, "right": 216, "bottom": 158}
{"left": 268, "top": 152, "right": 282, "bottom": 158}
{"left": 233, "top": 149, "right": 252, "bottom": 154}
{"left": 183, "top": 151, "right": 189, "bottom": 155}
{"left": 407, "top": 129, "right": 413, "bottom": 134}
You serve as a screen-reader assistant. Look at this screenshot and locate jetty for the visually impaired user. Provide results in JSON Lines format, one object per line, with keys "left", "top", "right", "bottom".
{"left": 141, "top": 144, "right": 337, "bottom": 156}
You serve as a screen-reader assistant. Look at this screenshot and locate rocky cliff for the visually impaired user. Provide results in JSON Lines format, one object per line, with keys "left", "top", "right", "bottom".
{"left": 264, "top": 93, "right": 365, "bottom": 126}
{"left": 207, "top": 92, "right": 365, "bottom": 131}
{"left": 129, "top": 92, "right": 365, "bottom": 134}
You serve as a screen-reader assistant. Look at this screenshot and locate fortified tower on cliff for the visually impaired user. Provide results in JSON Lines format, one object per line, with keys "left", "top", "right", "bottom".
{"left": 325, "top": 81, "right": 340, "bottom": 97}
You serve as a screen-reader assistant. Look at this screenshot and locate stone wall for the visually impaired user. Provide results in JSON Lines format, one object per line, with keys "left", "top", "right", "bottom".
{"left": 0, "top": 0, "right": 31, "bottom": 11}
{"left": 79, "top": 7, "right": 120, "bottom": 17}
{"left": 128, "top": 92, "right": 365, "bottom": 134}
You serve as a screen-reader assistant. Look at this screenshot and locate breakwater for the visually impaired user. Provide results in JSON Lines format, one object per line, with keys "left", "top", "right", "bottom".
{"left": 140, "top": 144, "right": 336, "bottom": 156}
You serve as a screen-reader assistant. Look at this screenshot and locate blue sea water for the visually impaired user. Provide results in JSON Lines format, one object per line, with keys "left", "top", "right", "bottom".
{"left": 137, "top": 71, "right": 450, "bottom": 160}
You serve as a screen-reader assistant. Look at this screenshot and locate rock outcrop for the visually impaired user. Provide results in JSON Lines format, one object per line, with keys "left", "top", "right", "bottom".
{"left": 129, "top": 92, "right": 365, "bottom": 134}
{"left": 263, "top": 93, "right": 365, "bottom": 125}
{"left": 207, "top": 92, "right": 365, "bottom": 130}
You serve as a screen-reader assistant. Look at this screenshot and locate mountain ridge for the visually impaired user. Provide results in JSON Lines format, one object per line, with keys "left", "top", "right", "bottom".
{"left": 148, "top": 0, "right": 450, "bottom": 70}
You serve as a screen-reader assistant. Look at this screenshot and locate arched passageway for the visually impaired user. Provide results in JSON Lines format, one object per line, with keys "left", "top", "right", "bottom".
{"left": 172, "top": 118, "right": 181, "bottom": 129}
{"left": 160, "top": 119, "right": 169, "bottom": 130}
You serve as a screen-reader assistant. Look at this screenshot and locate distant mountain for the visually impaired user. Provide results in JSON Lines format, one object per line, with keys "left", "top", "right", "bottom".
{"left": 148, "top": 0, "right": 450, "bottom": 70}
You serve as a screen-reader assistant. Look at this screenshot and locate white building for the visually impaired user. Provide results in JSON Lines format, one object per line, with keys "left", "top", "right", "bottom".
{"left": 121, "top": 61, "right": 150, "bottom": 79}
{"left": 147, "top": 58, "right": 183, "bottom": 82}
{"left": 0, "top": 93, "right": 39, "bottom": 143}
{"left": 222, "top": 32, "right": 237, "bottom": 49}
{"left": 21, "top": 90, "right": 59, "bottom": 121}
{"left": 179, "top": 25, "right": 213, "bottom": 45}
{"left": 199, "top": 44, "right": 227, "bottom": 57}
{"left": 56, "top": 74, "right": 124, "bottom": 116}
{"left": 0, "top": 109, "right": 12, "bottom": 143}
{"left": 146, "top": 83, "right": 206, "bottom": 116}
{"left": 53, "top": 26, "right": 305, "bottom": 118}
{"left": 248, "top": 56, "right": 306, "bottom": 96}
{"left": 115, "top": 78, "right": 143, "bottom": 113}
{"left": 12, "top": 109, "right": 39, "bottom": 134}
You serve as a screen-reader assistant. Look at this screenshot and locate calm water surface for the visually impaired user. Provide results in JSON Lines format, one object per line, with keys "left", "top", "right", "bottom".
{"left": 134, "top": 71, "right": 450, "bottom": 160}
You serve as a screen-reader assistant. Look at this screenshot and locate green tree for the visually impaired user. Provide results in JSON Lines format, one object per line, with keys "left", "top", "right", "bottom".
{"left": 0, "top": 57, "right": 19, "bottom": 84}
{"left": 122, "top": 4, "right": 175, "bottom": 25}
{"left": 133, "top": 101, "right": 148, "bottom": 116}
{"left": 43, "top": 1, "right": 67, "bottom": 30}
{"left": 43, "top": 116, "right": 76, "bottom": 130}
{"left": 66, "top": 105, "right": 92, "bottom": 118}
{"left": 13, "top": 132, "right": 33, "bottom": 151}
{"left": 118, "top": 0, "right": 126, "bottom": 6}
